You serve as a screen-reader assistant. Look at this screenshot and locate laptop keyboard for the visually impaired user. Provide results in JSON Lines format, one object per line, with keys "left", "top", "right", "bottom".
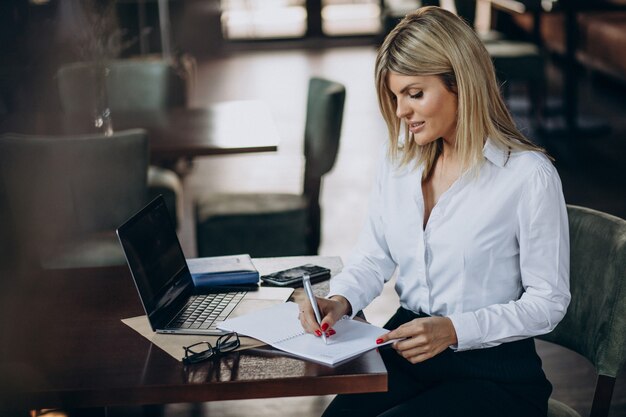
{"left": 169, "top": 291, "right": 247, "bottom": 330}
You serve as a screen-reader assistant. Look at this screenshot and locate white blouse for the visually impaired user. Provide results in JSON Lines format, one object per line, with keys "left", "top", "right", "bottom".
{"left": 329, "top": 139, "right": 570, "bottom": 351}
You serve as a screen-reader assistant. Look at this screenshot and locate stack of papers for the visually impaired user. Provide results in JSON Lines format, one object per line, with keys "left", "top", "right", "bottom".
{"left": 187, "top": 254, "right": 259, "bottom": 288}
{"left": 219, "top": 301, "right": 393, "bottom": 366}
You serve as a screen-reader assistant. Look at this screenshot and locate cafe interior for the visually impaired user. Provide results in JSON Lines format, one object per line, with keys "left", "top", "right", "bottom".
{"left": 0, "top": 0, "right": 625, "bottom": 416}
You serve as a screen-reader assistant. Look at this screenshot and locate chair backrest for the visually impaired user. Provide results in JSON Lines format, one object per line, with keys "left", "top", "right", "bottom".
{"left": 0, "top": 130, "right": 149, "bottom": 269}
{"left": 539, "top": 205, "right": 626, "bottom": 377}
{"left": 538, "top": 205, "right": 626, "bottom": 417}
{"left": 303, "top": 77, "right": 346, "bottom": 191}
{"left": 57, "top": 59, "right": 187, "bottom": 113}
{"left": 302, "top": 77, "right": 346, "bottom": 253}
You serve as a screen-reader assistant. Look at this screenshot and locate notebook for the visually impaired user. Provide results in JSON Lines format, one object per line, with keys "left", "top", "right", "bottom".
{"left": 218, "top": 301, "right": 394, "bottom": 366}
{"left": 187, "top": 254, "right": 259, "bottom": 288}
{"left": 116, "top": 196, "right": 293, "bottom": 336}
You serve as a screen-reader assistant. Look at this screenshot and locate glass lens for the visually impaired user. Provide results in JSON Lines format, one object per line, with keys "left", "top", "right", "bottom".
{"left": 186, "top": 349, "right": 214, "bottom": 364}
{"left": 183, "top": 341, "right": 214, "bottom": 364}
{"left": 186, "top": 341, "right": 212, "bottom": 355}
{"left": 217, "top": 332, "right": 240, "bottom": 353}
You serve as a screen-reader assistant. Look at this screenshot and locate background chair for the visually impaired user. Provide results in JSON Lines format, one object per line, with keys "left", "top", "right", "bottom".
{"left": 56, "top": 58, "right": 188, "bottom": 112}
{"left": 0, "top": 130, "right": 153, "bottom": 270}
{"left": 195, "top": 77, "right": 346, "bottom": 257}
{"left": 453, "top": 0, "right": 546, "bottom": 129}
{"left": 380, "top": 0, "right": 545, "bottom": 128}
{"left": 55, "top": 58, "right": 187, "bottom": 222}
{"left": 539, "top": 205, "right": 626, "bottom": 417}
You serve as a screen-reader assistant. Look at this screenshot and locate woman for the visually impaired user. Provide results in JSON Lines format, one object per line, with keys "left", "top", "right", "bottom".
{"left": 297, "top": 6, "right": 570, "bottom": 417}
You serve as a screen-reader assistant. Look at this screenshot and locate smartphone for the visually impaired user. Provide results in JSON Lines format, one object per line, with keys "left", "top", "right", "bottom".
{"left": 260, "top": 264, "right": 331, "bottom": 287}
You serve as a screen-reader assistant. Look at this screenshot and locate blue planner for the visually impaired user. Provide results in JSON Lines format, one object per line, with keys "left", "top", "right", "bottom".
{"left": 187, "top": 254, "right": 259, "bottom": 288}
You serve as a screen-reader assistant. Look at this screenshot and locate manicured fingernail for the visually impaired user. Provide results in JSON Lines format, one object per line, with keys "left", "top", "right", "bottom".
{"left": 315, "top": 330, "right": 322, "bottom": 336}
{"left": 321, "top": 323, "right": 329, "bottom": 331}
{"left": 328, "top": 329, "right": 336, "bottom": 335}
{"left": 376, "top": 338, "right": 384, "bottom": 345}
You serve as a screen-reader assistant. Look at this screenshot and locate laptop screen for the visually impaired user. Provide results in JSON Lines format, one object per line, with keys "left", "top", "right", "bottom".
{"left": 117, "top": 196, "right": 193, "bottom": 325}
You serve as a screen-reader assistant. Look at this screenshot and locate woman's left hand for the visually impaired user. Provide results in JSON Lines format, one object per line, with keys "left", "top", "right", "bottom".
{"left": 377, "top": 317, "right": 458, "bottom": 364}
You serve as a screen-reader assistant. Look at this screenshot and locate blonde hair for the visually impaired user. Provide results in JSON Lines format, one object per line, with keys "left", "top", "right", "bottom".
{"left": 375, "top": 6, "right": 547, "bottom": 178}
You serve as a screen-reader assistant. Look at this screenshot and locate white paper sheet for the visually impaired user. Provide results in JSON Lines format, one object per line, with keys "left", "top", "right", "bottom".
{"left": 218, "top": 302, "right": 393, "bottom": 366}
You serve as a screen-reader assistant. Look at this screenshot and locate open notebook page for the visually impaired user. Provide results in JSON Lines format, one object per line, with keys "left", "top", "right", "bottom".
{"left": 218, "top": 301, "right": 393, "bottom": 366}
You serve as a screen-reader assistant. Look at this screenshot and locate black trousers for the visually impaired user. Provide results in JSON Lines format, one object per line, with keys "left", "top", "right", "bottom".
{"left": 323, "top": 307, "right": 552, "bottom": 417}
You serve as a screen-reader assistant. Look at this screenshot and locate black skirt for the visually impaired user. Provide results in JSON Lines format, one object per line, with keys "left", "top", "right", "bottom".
{"left": 323, "top": 307, "right": 552, "bottom": 417}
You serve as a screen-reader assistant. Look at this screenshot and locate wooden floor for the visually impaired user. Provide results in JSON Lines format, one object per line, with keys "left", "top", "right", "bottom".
{"left": 113, "top": 44, "right": 624, "bottom": 416}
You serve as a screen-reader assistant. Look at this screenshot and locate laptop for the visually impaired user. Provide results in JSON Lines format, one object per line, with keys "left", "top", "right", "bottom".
{"left": 117, "top": 195, "right": 293, "bottom": 335}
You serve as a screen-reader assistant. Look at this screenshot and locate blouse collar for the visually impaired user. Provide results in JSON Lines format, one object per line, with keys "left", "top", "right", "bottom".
{"left": 482, "top": 138, "right": 509, "bottom": 168}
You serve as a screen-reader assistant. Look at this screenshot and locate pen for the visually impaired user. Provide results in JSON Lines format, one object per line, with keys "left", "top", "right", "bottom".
{"left": 302, "top": 273, "right": 327, "bottom": 345}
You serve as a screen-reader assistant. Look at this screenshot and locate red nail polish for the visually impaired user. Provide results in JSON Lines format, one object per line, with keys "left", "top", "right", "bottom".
{"left": 321, "top": 323, "right": 329, "bottom": 331}
{"left": 329, "top": 329, "right": 336, "bottom": 335}
{"left": 376, "top": 338, "right": 384, "bottom": 345}
{"left": 315, "top": 330, "right": 322, "bottom": 336}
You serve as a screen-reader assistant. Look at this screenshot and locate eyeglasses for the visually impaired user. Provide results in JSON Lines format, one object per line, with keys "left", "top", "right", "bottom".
{"left": 182, "top": 332, "right": 240, "bottom": 365}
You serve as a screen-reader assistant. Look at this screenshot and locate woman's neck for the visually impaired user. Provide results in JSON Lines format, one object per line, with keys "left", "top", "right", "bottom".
{"left": 433, "top": 138, "right": 460, "bottom": 181}
{"left": 439, "top": 139, "right": 458, "bottom": 166}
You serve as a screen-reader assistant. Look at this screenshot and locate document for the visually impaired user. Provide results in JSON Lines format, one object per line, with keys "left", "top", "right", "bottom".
{"left": 218, "top": 302, "right": 393, "bottom": 366}
{"left": 187, "top": 254, "right": 259, "bottom": 288}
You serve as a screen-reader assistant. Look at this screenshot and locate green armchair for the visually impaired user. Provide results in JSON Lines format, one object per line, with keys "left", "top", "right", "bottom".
{"left": 56, "top": 59, "right": 187, "bottom": 112}
{"left": 195, "top": 77, "right": 346, "bottom": 257}
{"left": 55, "top": 58, "right": 186, "bottom": 221}
{"left": 540, "top": 205, "right": 626, "bottom": 417}
{"left": 0, "top": 130, "right": 156, "bottom": 270}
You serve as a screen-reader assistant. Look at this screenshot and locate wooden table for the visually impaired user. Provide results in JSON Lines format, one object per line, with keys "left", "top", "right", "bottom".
{"left": 0, "top": 100, "right": 280, "bottom": 161}
{"left": 0, "top": 256, "right": 387, "bottom": 414}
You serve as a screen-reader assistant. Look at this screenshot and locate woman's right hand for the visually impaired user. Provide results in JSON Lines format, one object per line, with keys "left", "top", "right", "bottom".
{"left": 297, "top": 295, "right": 352, "bottom": 338}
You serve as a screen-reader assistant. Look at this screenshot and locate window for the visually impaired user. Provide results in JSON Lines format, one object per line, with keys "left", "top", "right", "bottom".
{"left": 221, "top": 0, "right": 307, "bottom": 40}
{"left": 322, "top": 0, "right": 381, "bottom": 36}
{"left": 220, "top": 0, "right": 382, "bottom": 40}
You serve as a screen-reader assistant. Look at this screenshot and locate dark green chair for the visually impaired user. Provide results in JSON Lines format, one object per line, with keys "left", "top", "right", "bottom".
{"left": 0, "top": 130, "right": 152, "bottom": 270}
{"left": 195, "top": 77, "right": 346, "bottom": 257}
{"left": 56, "top": 59, "right": 187, "bottom": 112}
{"left": 539, "top": 205, "right": 626, "bottom": 417}
{"left": 56, "top": 58, "right": 185, "bottom": 223}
